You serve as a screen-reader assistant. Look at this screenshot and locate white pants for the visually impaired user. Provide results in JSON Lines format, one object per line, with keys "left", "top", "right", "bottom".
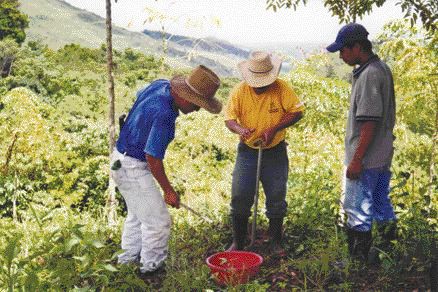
{"left": 110, "top": 150, "right": 171, "bottom": 273}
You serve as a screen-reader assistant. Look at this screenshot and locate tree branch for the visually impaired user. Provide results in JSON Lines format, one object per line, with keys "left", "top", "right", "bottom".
{"left": 2, "top": 132, "right": 18, "bottom": 175}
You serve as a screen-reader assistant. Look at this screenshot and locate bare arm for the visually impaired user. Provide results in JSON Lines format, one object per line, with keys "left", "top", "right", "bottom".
{"left": 346, "top": 120, "right": 377, "bottom": 180}
{"left": 261, "top": 111, "right": 303, "bottom": 146}
{"left": 225, "top": 119, "right": 255, "bottom": 141}
{"left": 146, "top": 154, "right": 180, "bottom": 208}
{"left": 275, "top": 111, "right": 303, "bottom": 131}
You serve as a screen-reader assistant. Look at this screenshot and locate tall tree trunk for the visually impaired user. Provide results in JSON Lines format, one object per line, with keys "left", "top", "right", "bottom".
{"left": 430, "top": 97, "right": 437, "bottom": 292}
{"left": 106, "top": 0, "right": 117, "bottom": 225}
{"left": 428, "top": 80, "right": 437, "bottom": 199}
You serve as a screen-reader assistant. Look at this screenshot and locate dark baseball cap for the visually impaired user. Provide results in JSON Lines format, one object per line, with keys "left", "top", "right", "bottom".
{"left": 326, "top": 23, "right": 369, "bottom": 52}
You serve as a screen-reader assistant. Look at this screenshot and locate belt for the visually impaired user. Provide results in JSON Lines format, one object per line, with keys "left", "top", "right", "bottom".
{"left": 239, "top": 141, "right": 287, "bottom": 153}
{"left": 116, "top": 148, "right": 146, "bottom": 162}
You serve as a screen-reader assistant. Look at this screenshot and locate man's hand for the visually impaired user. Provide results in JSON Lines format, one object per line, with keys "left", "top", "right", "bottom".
{"left": 346, "top": 157, "right": 362, "bottom": 180}
{"left": 238, "top": 127, "right": 255, "bottom": 142}
{"left": 225, "top": 120, "right": 255, "bottom": 142}
{"left": 260, "top": 128, "right": 276, "bottom": 146}
{"left": 346, "top": 121, "right": 377, "bottom": 180}
{"left": 258, "top": 111, "right": 303, "bottom": 147}
{"left": 164, "top": 189, "right": 180, "bottom": 208}
{"left": 146, "top": 154, "right": 180, "bottom": 208}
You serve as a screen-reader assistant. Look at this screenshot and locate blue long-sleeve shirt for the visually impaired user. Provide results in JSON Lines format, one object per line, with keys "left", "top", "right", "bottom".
{"left": 116, "top": 80, "right": 179, "bottom": 161}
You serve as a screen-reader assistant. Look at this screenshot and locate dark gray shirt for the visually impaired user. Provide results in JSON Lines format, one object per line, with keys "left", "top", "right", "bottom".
{"left": 345, "top": 55, "right": 396, "bottom": 169}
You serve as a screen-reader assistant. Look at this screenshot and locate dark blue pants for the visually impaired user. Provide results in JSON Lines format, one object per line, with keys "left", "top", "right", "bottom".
{"left": 231, "top": 142, "right": 288, "bottom": 219}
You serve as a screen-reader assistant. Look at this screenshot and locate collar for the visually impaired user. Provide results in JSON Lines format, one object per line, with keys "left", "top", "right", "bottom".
{"left": 352, "top": 54, "right": 379, "bottom": 77}
{"left": 169, "top": 84, "right": 180, "bottom": 114}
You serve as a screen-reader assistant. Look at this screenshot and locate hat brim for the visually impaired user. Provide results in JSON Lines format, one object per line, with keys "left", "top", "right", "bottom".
{"left": 326, "top": 42, "right": 343, "bottom": 52}
{"left": 238, "top": 55, "right": 282, "bottom": 88}
{"left": 170, "top": 76, "right": 222, "bottom": 114}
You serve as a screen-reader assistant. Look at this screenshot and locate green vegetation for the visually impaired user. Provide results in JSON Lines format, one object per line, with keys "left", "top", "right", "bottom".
{"left": 0, "top": 20, "right": 436, "bottom": 290}
{"left": 0, "top": 0, "right": 29, "bottom": 44}
{"left": 266, "top": 0, "right": 438, "bottom": 32}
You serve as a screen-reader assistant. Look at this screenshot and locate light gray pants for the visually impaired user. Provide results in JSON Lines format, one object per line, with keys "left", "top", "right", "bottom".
{"left": 110, "top": 150, "right": 171, "bottom": 273}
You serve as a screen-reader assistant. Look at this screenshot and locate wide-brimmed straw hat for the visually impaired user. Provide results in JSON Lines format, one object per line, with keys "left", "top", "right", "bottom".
{"left": 238, "top": 51, "right": 282, "bottom": 88}
{"left": 170, "top": 65, "right": 222, "bottom": 114}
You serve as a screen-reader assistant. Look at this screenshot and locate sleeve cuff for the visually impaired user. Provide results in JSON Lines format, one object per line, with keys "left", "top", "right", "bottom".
{"left": 288, "top": 102, "right": 305, "bottom": 113}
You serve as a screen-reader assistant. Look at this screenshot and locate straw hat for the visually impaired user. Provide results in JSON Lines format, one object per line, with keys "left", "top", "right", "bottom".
{"left": 171, "top": 65, "right": 222, "bottom": 114}
{"left": 238, "top": 51, "right": 282, "bottom": 88}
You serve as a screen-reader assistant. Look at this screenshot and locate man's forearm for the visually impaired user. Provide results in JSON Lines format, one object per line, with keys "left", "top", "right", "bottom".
{"left": 225, "top": 119, "right": 243, "bottom": 134}
{"left": 353, "top": 121, "right": 377, "bottom": 161}
{"left": 146, "top": 154, "right": 173, "bottom": 192}
{"left": 273, "top": 111, "right": 303, "bottom": 132}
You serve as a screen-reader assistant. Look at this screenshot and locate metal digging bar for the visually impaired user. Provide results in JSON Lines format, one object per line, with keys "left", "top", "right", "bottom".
{"left": 249, "top": 142, "right": 263, "bottom": 247}
{"left": 180, "top": 202, "right": 213, "bottom": 223}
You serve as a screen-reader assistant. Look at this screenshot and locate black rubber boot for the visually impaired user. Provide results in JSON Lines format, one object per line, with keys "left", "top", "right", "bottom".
{"left": 269, "top": 218, "right": 286, "bottom": 256}
{"left": 227, "top": 215, "right": 248, "bottom": 251}
{"left": 346, "top": 228, "right": 372, "bottom": 262}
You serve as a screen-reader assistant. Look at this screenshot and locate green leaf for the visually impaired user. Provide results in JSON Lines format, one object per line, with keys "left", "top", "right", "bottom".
{"left": 27, "top": 203, "right": 43, "bottom": 229}
{"left": 24, "top": 270, "right": 39, "bottom": 291}
{"left": 90, "top": 240, "right": 105, "bottom": 249}
{"left": 65, "top": 237, "right": 80, "bottom": 252}
{"left": 321, "top": 252, "right": 330, "bottom": 274}
{"left": 4, "top": 235, "right": 22, "bottom": 268}
{"left": 111, "top": 249, "right": 125, "bottom": 260}
{"left": 103, "top": 264, "right": 118, "bottom": 272}
{"left": 73, "top": 224, "right": 85, "bottom": 230}
{"left": 296, "top": 244, "right": 305, "bottom": 254}
{"left": 73, "top": 255, "right": 87, "bottom": 262}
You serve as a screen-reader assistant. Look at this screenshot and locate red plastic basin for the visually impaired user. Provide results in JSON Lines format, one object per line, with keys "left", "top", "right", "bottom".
{"left": 206, "top": 251, "right": 263, "bottom": 286}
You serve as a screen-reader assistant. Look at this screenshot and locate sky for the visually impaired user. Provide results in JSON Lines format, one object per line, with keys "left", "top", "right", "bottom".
{"left": 64, "top": 0, "right": 405, "bottom": 46}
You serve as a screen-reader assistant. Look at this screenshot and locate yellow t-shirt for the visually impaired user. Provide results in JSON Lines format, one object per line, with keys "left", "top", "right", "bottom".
{"left": 225, "top": 79, "right": 304, "bottom": 149}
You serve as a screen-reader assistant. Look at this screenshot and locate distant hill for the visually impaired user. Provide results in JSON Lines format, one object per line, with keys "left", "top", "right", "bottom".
{"left": 18, "top": 0, "right": 250, "bottom": 76}
{"left": 249, "top": 42, "right": 324, "bottom": 58}
{"left": 142, "top": 31, "right": 249, "bottom": 59}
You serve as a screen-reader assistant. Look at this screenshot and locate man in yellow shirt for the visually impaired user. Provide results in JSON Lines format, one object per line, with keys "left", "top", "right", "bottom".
{"left": 225, "top": 51, "right": 304, "bottom": 253}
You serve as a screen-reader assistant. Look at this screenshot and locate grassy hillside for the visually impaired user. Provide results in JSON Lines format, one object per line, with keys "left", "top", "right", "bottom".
{"left": 19, "top": 0, "right": 247, "bottom": 76}
{"left": 20, "top": 0, "right": 159, "bottom": 53}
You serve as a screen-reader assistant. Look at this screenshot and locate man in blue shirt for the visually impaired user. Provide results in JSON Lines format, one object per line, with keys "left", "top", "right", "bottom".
{"left": 110, "top": 65, "right": 221, "bottom": 274}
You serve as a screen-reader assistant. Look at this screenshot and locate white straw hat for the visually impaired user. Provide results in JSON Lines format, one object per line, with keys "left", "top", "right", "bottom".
{"left": 238, "top": 51, "right": 282, "bottom": 87}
